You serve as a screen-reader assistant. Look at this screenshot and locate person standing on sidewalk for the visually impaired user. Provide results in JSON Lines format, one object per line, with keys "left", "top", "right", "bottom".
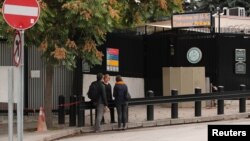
{"left": 103, "top": 74, "right": 116, "bottom": 123}
{"left": 92, "top": 73, "right": 108, "bottom": 132}
{"left": 113, "top": 75, "right": 129, "bottom": 130}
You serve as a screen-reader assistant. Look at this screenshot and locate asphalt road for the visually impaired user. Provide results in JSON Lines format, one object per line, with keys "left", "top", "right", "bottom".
{"left": 57, "top": 118, "right": 250, "bottom": 141}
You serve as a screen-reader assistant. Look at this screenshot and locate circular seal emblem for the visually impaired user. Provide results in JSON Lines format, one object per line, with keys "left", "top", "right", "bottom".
{"left": 187, "top": 47, "right": 202, "bottom": 64}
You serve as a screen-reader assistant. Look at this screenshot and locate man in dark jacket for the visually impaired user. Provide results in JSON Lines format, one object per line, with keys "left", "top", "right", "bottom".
{"left": 102, "top": 74, "right": 115, "bottom": 123}
{"left": 94, "top": 73, "right": 108, "bottom": 132}
{"left": 113, "top": 75, "right": 129, "bottom": 130}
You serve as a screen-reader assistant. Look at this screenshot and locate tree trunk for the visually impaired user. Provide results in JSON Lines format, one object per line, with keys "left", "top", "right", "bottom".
{"left": 44, "top": 65, "right": 54, "bottom": 129}
{"left": 72, "top": 58, "right": 83, "bottom": 96}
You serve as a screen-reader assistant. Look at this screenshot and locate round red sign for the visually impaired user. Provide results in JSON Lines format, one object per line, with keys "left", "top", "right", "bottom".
{"left": 2, "top": 0, "right": 40, "bottom": 30}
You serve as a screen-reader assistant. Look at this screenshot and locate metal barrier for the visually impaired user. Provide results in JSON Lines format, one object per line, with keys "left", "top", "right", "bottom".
{"left": 58, "top": 84, "right": 250, "bottom": 127}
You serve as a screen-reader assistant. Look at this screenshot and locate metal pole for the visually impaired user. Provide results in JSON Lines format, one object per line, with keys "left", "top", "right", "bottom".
{"left": 171, "top": 89, "right": 178, "bottom": 119}
{"left": 239, "top": 84, "right": 246, "bottom": 113}
{"left": 90, "top": 108, "right": 93, "bottom": 126}
{"left": 77, "top": 96, "right": 85, "bottom": 127}
{"left": 58, "top": 95, "right": 65, "bottom": 124}
{"left": 217, "top": 86, "right": 224, "bottom": 115}
{"left": 147, "top": 90, "right": 154, "bottom": 121}
{"left": 195, "top": 88, "right": 202, "bottom": 117}
{"left": 69, "top": 95, "right": 76, "bottom": 126}
{"left": 217, "top": 7, "right": 220, "bottom": 33}
{"left": 8, "top": 68, "right": 14, "bottom": 141}
{"left": 17, "top": 30, "right": 24, "bottom": 141}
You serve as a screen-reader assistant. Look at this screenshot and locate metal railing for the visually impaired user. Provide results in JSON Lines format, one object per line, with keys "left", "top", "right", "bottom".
{"left": 58, "top": 84, "right": 250, "bottom": 127}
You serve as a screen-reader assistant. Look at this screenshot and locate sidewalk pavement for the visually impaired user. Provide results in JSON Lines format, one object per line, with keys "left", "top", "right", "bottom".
{"left": 1, "top": 100, "right": 250, "bottom": 141}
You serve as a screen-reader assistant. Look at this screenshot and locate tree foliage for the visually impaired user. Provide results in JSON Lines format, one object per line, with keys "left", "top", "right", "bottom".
{"left": 0, "top": 0, "right": 183, "bottom": 128}
{"left": 1, "top": 0, "right": 183, "bottom": 68}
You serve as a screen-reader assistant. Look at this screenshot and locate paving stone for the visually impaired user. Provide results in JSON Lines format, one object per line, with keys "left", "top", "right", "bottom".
{"left": 236, "top": 113, "right": 249, "bottom": 119}
{"left": 223, "top": 114, "right": 237, "bottom": 120}
{"left": 80, "top": 127, "right": 93, "bottom": 133}
{"left": 197, "top": 116, "right": 211, "bottom": 122}
{"left": 184, "top": 118, "right": 198, "bottom": 124}
{"left": 102, "top": 124, "right": 113, "bottom": 131}
{"left": 142, "top": 121, "right": 157, "bottom": 127}
{"left": 210, "top": 115, "right": 224, "bottom": 121}
{"left": 156, "top": 119, "right": 171, "bottom": 126}
{"left": 170, "top": 119, "right": 185, "bottom": 125}
{"left": 127, "top": 122, "right": 143, "bottom": 129}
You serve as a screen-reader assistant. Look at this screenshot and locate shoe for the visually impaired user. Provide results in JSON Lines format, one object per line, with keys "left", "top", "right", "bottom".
{"left": 122, "top": 124, "right": 127, "bottom": 130}
{"left": 122, "top": 126, "right": 127, "bottom": 130}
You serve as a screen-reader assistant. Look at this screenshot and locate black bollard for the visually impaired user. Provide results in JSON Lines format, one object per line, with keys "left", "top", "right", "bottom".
{"left": 171, "top": 89, "right": 178, "bottom": 119}
{"left": 90, "top": 108, "right": 93, "bottom": 126}
{"left": 239, "top": 84, "right": 246, "bottom": 113}
{"left": 58, "top": 95, "right": 65, "bottom": 124}
{"left": 195, "top": 88, "right": 202, "bottom": 117}
{"left": 69, "top": 95, "right": 77, "bottom": 126}
{"left": 78, "top": 96, "right": 85, "bottom": 127}
{"left": 147, "top": 90, "right": 154, "bottom": 121}
{"left": 217, "top": 86, "right": 224, "bottom": 115}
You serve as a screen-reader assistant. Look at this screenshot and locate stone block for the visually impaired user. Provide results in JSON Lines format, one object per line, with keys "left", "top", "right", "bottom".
{"left": 170, "top": 119, "right": 184, "bottom": 125}
{"left": 223, "top": 114, "right": 237, "bottom": 120}
{"left": 184, "top": 118, "right": 198, "bottom": 124}
{"left": 142, "top": 121, "right": 157, "bottom": 127}
{"left": 199, "top": 117, "right": 212, "bottom": 122}
{"left": 127, "top": 122, "right": 143, "bottom": 129}
{"left": 236, "top": 113, "right": 249, "bottom": 119}
{"left": 156, "top": 119, "right": 171, "bottom": 126}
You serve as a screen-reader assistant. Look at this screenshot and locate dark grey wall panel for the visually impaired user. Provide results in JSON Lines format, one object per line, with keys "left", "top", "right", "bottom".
{"left": 1, "top": 43, "right": 73, "bottom": 111}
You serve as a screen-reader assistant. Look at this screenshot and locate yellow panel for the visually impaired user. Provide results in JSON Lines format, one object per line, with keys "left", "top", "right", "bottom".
{"left": 107, "top": 60, "right": 119, "bottom": 66}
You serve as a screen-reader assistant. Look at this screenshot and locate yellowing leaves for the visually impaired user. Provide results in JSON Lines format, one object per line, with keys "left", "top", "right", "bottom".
{"left": 158, "top": 0, "right": 167, "bottom": 10}
{"left": 51, "top": 45, "right": 67, "bottom": 60}
{"left": 95, "top": 26, "right": 106, "bottom": 37}
{"left": 83, "top": 38, "right": 103, "bottom": 61}
{"left": 95, "top": 50, "right": 104, "bottom": 61}
{"left": 38, "top": 1, "right": 47, "bottom": 10}
{"left": 109, "top": 0, "right": 117, "bottom": 5}
{"left": 81, "top": 9, "right": 93, "bottom": 21}
{"left": 62, "top": 0, "right": 82, "bottom": 10}
{"left": 39, "top": 40, "right": 48, "bottom": 52}
{"left": 66, "top": 39, "right": 77, "bottom": 49}
{"left": 108, "top": 6, "right": 120, "bottom": 19}
{"left": 135, "top": 12, "right": 143, "bottom": 25}
{"left": 83, "top": 39, "right": 96, "bottom": 53}
{"left": 173, "top": 0, "right": 183, "bottom": 6}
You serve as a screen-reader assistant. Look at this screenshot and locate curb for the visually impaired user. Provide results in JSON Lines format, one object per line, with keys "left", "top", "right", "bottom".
{"left": 38, "top": 113, "right": 250, "bottom": 141}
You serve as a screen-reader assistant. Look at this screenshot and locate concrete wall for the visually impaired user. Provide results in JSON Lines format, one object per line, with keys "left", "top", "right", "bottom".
{"left": 162, "top": 67, "right": 206, "bottom": 107}
{"left": 82, "top": 74, "right": 145, "bottom": 101}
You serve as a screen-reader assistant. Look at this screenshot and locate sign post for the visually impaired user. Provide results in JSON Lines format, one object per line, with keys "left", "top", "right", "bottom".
{"left": 8, "top": 68, "right": 14, "bottom": 141}
{"left": 2, "top": 0, "right": 40, "bottom": 141}
{"left": 13, "top": 31, "right": 21, "bottom": 67}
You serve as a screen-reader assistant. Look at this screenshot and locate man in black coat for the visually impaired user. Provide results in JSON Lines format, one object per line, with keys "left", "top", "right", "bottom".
{"left": 93, "top": 73, "right": 108, "bottom": 132}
